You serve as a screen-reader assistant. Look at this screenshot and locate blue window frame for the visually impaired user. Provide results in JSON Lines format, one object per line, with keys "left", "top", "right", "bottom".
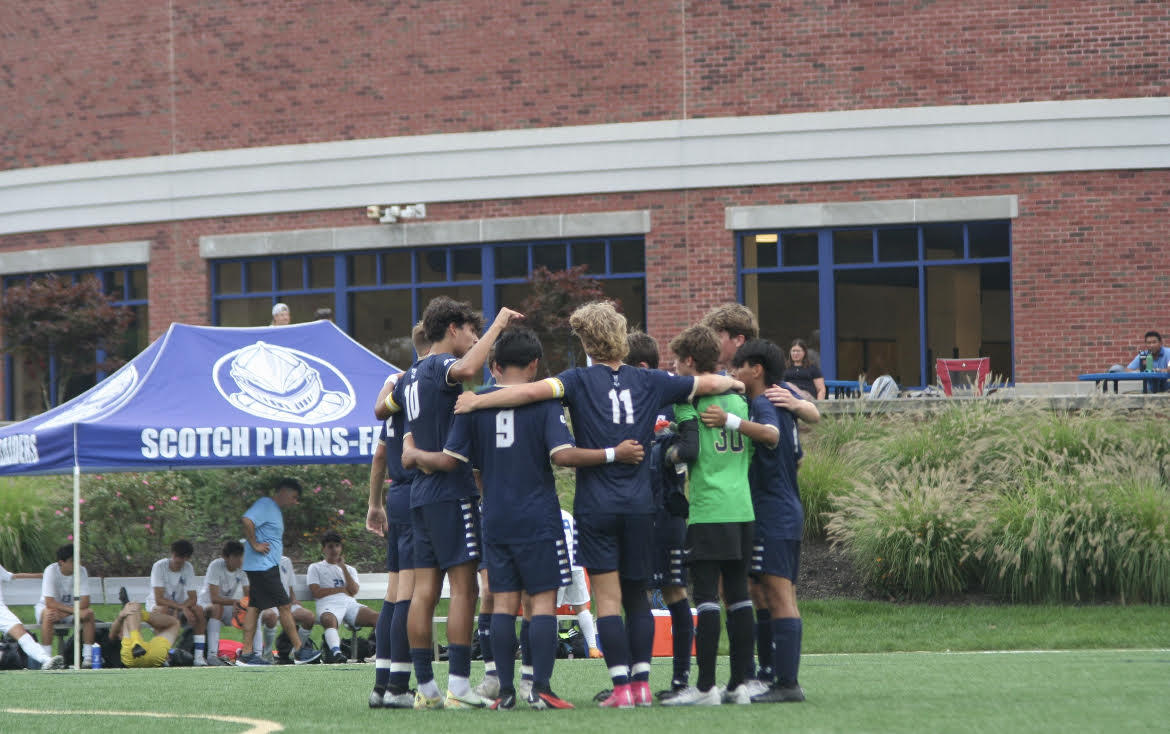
{"left": 737, "top": 222, "right": 1012, "bottom": 388}
{"left": 211, "top": 238, "right": 646, "bottom": 370}
{"left": 3, "top": 266, "right": 149, "bottom": 420}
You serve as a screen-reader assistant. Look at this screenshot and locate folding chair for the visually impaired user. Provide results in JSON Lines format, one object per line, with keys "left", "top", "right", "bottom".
{"left": 935, "top": 358, "right": 991, "bottom": 396}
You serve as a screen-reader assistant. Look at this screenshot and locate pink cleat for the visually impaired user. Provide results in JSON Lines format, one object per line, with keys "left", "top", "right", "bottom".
{"left": 631, "top": 681, "right": 653, "bottom": 707}
{"left": 598, "top": 684, "right": 635, "bottom": 709}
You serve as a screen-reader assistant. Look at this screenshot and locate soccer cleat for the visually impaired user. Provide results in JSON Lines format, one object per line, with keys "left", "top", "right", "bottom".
{"left": 659, "top": 685, "right": 699, "bottom": 703}
{"left": 657, "top": 681, "right": 690, "bottom": 701}
{"left": 473, "top": 674, "right": 501, "bottom": 699}
{"left": 324, "top": 648, "right": 346, "bottom": 664}
{"left": 444, "top": 688, "right": 488, "bottom": 709}
{"left": 722, "top": 684, "right": 752, "bottom": 705}
{"left": 528, "top": 686, "right": 574, "bottom": 710}
{"left": 751, "top": 683, "right": 806, "bottom": 703}
{"left": 193, "top": 656, "right": 208, "bottom": 667}
{"left": 293, "top": 646, "right": 323, "bottom": 665}
{"left": 235, "top": 652, "right": 271, "bottom": 666}
{"left": 490, "top": 691, "right": 517, "bottom": 711}
{"left": 744, "top": 678, "right": 770, "bottom": 697}
{"left": 131, "top": 644, "right": 148, "bottom": 659}
{"left": 40, "top": 655, "right": 66, "bottom": 671}
{"left": 369, "top": 689, "right": 386, "bottom": 708}
{"left": 592, "top": 688, "right": 613, "bottom": 703}
{"left": 413, "top": 690, "right": 444, "bottom": 710}
{"left": 631, "top": 680, "right": 652, "bottom": 707}
{"left": 661, "top": 686, "right": 721, "bottom": 707}
{"left": 518, "top": 678, "right": 534, "bottom": 701}
{"left": 597, "top": 684, "right": 635, "bottom": 709}
{"left": 383, "top": 689, "right": 415, "bottom": 709}
{"left": 206, "top": 654, "right": 231, "bottom": 667}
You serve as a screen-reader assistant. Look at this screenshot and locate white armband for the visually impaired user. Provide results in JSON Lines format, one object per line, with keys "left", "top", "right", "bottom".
{"left": 724, "top": 413, "right": 742, "bottom": 432}
{"left": 604, "top": 447, "right": 616, "bottom": 463}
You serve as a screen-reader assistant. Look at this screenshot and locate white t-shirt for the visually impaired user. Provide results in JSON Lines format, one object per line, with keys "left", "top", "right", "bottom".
{"left": 307, "top": 560, "right": 359, "bottom": 598}
{"left": 198, "top": 557, "right": 249, "bottom": 606}
{"left": 40, "top": 562, "right": 91, "bottom": 606}
{"left": 0, "top": 563, "right": 12, "bottom": 606}
{"left": 561, "top": 509, "right": 580, "bottom": 570}
{"left": 278, "top": 556, "right": 296, "bottom": 597}
{"left": 147, "top": 558, "right": 196, "bottom": 609}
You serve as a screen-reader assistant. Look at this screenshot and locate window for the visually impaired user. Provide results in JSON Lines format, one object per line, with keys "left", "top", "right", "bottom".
{"left": 211, "top": 238, "right": 646, "bottom": 371}
{"left": 3, "top": 266, "right": 149, "bottom": 420}
{"left": 739, "top": 222, "right": 1012, "bottom": 387}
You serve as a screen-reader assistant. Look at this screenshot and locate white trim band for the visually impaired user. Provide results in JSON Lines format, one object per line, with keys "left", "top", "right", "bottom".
{"left": 1, "top": 97, "right": 1166, "bottom": 236}
{"left": 0, "top": 240, "right": 151, "bottom": 274}
{"left": 726, "top": 195, "right": 1019, "bottom": 230}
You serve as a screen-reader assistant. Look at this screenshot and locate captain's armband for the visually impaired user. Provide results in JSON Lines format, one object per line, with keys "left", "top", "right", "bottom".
{"left": 542, "top": 377, "right": 565, "bottom": 399}
{"left": 384, "top": 394, "right": 400, "bottom": 413}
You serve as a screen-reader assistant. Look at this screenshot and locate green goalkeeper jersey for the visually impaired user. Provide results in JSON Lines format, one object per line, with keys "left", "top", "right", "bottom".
{"left": 673, "top": 392, "right": 755, "bottom": 525}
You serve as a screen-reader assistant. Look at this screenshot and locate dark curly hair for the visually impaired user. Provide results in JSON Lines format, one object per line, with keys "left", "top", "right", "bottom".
{"left": 422, "top": 296, "right": 484, "bottom": 344}
{"left": 625, "top": 331, "right": 660, "bottom": 369}
{"left": 669, "top": 325, "right": 721, "bottom": 374}
{"left": 732, "top": 339, "right": 785, "bottom": 386}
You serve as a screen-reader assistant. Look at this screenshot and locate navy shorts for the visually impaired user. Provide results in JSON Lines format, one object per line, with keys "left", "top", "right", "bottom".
{"left": 484, "top": 537, "right": 571, "bottom": 595}
{"left": 385, "top": 521, "right": 414, "bottom": 573}
{"left": 411, "top": 497, "right": 482, "bottom": 571}
{"left": 751, "top": 536, "right": 801, "bottom": 582}
{"left": 649, "top": 509, "right": 687, "bottom": 589}
{"left": 576, "top": 512, "right": 654, "bottom": 582}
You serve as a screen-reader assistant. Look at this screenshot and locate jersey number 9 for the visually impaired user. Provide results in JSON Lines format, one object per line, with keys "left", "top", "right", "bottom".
{"left": 496, "top": 409, "right": 515, "bottom": 448}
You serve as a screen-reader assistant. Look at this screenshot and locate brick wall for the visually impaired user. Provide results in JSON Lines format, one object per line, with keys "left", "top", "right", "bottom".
{"left": 4, "top": 1, "right": 1166, "bottom": 169}
{"left": 3, "top": 169, "right": 1166, "bottom": 382}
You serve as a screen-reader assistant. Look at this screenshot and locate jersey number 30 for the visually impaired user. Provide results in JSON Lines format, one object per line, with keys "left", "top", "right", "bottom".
{"left": 608, "top": 388, "right": 634, "bottom": 424}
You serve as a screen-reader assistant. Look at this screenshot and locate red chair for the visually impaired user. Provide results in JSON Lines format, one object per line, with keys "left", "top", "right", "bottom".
{"left": 936, "top": 358, "right": 991, "bottom": 396}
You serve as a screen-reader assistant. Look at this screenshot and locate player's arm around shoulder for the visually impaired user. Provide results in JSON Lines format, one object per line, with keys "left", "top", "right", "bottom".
{"left": 766, "top": 382, "right": 820, "bottom": 423}
{"left": 552, "top": 439, "right": 645, "bottom": 467}
{"left": 454, "top": 376, "right": 564, "bottom": 414}
{"left": 693, "top": 372, "right": 745, "bottom": 397}
{"left": 702, "top": 397, "right": 779, "bottom": 448}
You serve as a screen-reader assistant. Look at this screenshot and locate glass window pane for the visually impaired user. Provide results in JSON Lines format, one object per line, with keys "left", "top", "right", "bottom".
{"left": 610, "top": 240, "right": 645, "bottom": 273}
{"left": 925, "top": 263, "right": 1013, "bottom": 385}
{"left": 924, "top": 223, "right": 964, "bottom": 260}
{"left": 750, "top": 271, "right": 820, "bottom": 365}
{"left": 878, "top": 228, "right": 918, "bottom": 262}
{"left": 417, "top": 250, "right": 447, "bottom": 283}
{"left": 216, "top": 262, "right": 243, "bottom": 294}
{"left": 246, "top": 261, "right": 272, "bottom": 292}
{"left": 748, "top": 235, "right": 778, "bottom": 269}
{"left": 277, "top": 258, "right": 302, "bottom": 289}
{"left": 836, "top": 267, "right": 920, "bottom": 386}
{"left": 968, "top": 221, "right": 1011, "bottom": 259}
{"left": 570, "top": 242, "right": 606, "bottom": 275}
{"left": 351, "top": 289, "right": 416, "bottom": 369}
{"left": 282, "top": 294, "right": 329, "bottom": 325}
{"left": 129, "top": 268, "right": 147, "bottom": 301}
{"left": 308, "top": 256, "right": 334, "bottom": 288}
{"left": 532, "top": 244, "right": 567, "bottom": 273}
{"left": 602, "top": 278, "right": 646, "bottom": 331}
{"left": 417, "top": 285, "right": 483, "bottom": 317}
{"left": 495, "top": 245, "right": 528, "bottom": 279}
{"left": 452, "top": 248, "right": 482, "bottom": 281}
{"left": 833, "top": 230, "right": 873, "bottom": 264}
{"left": 782, "top": 233, "right": 818, "bottom": 266}
{"left": 102, "top": 270, "right": 124, "bottom": 297}
{"left": 349, "top": 254, "right": 377, "bottom": 286}
{"left": 381, "top": 250, "right": 411, "bottom": 284}
{"left": 217, "top": 297, "right": 272, "bottom": 327}
{"left": 496, "top": 283, "right": 531, "bottom": 312}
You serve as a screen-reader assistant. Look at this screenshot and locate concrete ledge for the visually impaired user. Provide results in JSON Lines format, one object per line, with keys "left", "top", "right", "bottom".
{"left": 0, "top": 240, "right": 151, "bottom": 274}
{"left": 199, "top": 210, "right": 652, "bottom": 259}
{"left": 816, "top": 392, "right": 1169, "bottom": 416}
{"left": 725, "top": 195, "right": 1018, "bottom": 231}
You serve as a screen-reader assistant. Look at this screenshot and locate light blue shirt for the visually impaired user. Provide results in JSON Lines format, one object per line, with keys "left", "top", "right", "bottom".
{"left": 1127, "top": 347, "right": 1170, "bottom": 371}
{"left": 242, "top": 496, "right": 283, "bottom": 572}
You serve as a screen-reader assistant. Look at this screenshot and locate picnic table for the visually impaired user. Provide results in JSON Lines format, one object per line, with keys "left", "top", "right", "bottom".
{"left": 1078, "top": 372, "right": 1169, "bottom": 394}
{"left": 824, "top": 379, "right": 871, "bottom": 399}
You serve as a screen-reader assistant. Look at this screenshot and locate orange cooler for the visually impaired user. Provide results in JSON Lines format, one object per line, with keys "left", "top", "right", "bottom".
{"left": 651, "top": 608, "right": 697, "bottom": 657}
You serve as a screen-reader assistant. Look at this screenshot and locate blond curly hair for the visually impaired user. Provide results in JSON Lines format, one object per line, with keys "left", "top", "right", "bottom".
{"left": 569, "top": 301, "right": 629, "bottom": 364}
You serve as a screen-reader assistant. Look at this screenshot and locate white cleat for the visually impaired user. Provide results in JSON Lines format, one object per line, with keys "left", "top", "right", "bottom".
{"left": 661, "top": 686, "right": 722, "bottom": 706}
{"left": 473, "top": 675, "right": 501, "bottom": 699}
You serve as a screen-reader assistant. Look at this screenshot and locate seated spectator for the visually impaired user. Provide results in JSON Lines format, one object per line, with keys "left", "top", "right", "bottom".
{"left": 308, "top": 532, "right": 378, "bottom": 663}
{"left": 109, "top": 600, "right": 179, "bottom": 669}
{"left": 1125, "top": 331, "right": 1170, "bottom": 372}
{"left": 270, "top": 302, "right": 291, "bottom": 326}
{"left": 146, "top": 539, "right": 208, "bottom": 666}
{"left": 0, "top": 562, "right": 64, "bottom": 670}
{"left": 198, "top": 540, "right": 249, "bottom": 666}
{"left": 36, "top": 544, "right": 96, "bottom": 667}
{"left": 782, "top": 339, "right": 826, "bottom": 400}
{"left": 259, "top": 555, "right": 316, "bottom": 660}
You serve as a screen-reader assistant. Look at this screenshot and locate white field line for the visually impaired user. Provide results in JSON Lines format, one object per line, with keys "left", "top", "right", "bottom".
{"left": 2, "top": 708, "right": 283, "bottom": 734}
{"left": 803, "top": 648, "right": 1170, "bottom": 657}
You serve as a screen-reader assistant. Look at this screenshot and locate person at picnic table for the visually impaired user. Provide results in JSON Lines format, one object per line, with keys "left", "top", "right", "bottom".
{"left": 1124, "top": 331, "right": 1170, "bottom": 373}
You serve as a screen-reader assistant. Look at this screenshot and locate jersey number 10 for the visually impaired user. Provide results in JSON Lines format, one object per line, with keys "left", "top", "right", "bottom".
{"left": 608, "top": 388, "right": 634, "bottom": 424}
{"left": 404, "top": 383, "right": 421, "bottom": 421}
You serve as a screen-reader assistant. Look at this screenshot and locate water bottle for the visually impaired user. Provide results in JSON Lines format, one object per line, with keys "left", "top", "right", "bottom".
{"left": 1147, "top": 353, "right": 1155, "bottom": 372}
{"left": 91, "top": 643, "right": 102, "bottom": 669}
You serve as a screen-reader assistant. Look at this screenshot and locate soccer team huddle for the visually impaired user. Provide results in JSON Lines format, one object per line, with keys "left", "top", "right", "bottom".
{"left": 366, "top": 296, "right": 812, "bottom": 710}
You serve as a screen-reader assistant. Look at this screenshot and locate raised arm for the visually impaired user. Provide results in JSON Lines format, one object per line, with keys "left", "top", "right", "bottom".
{"left": 454, "top": 378, "right": 562, "bottom": 414}
{"left": 373, "top": 375, "right": 399, "bottom": 420}
{"left": 447, "top": 308, "right": 524, "bottom": 383}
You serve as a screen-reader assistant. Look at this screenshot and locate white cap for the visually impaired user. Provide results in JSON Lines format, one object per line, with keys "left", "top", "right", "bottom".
{"left": 272, "top": 303, "right": 290, "bottom": 316}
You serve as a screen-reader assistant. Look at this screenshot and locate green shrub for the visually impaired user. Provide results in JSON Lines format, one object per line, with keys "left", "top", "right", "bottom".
{"left": 0, "top": 477, "right": 61, "bottom": 571}
{"left": 796, "top": 449, "right": 860, "bottom": 540}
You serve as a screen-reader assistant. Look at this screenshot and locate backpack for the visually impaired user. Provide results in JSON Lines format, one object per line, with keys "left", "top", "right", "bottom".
{"left": 867, "top": 375, "right": 899, "bottom": 399}
{"left": 650, "top": 425, "right": 688, "bottom": 519}
{"left": 0, "top": 638, "right": 27, "bottom": 670}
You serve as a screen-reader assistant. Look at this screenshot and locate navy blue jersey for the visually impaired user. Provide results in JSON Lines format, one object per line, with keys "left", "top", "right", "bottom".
{"left": 378, "top": 410, "right": 413, "bottom": 523}
{"left": 397, "top": 353, "right": 478, "bottom": 507}
{"left": 555, "top": 365, "right": 695, "bottom": 515}
{"left": 443, "top": 386, "right": 574, "bottom": 544}
{"left": 747, "top": 394, "right": 803, "bottom": 540}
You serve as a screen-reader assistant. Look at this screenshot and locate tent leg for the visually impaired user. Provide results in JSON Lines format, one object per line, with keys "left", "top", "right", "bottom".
{"left": 73, "top": 464, "right": 81, "bottom": 670}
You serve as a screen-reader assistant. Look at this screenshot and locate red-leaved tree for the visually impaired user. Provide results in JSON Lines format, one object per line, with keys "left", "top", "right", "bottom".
{"left": 0, "top": 275, "right": 135, "bottom": 410}
{"left": 521, "top": 265, "right": 617, "bottom": 375}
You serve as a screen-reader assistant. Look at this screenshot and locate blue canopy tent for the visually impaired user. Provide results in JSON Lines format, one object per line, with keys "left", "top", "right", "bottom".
{"left": 0, "top": 321, "right": 400, "bottom": 664}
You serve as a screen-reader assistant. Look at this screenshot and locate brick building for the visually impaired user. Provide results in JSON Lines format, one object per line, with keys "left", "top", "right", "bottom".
{"left": 1, "top": 1, "right": 1167, "bottom": 418}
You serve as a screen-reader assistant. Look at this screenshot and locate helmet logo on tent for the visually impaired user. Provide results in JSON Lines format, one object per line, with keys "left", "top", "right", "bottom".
{"left": 39, "top": 365, "right": 140, "bottom": 429}
{"left": 213, "top": 342, "right": 355, "bottom": 424}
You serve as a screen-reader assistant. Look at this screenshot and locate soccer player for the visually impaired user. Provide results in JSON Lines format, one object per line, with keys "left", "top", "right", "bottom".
{"left": 661, "top": 325, "right": 761, "bottom": 705}
{"left": 309, "top": 531, "right": 379, "bottom": 663}
{"left": 721, "top": 339, "right": 806, "bottom": 703}
{"left": 558, "top": 509, "right": 601, "bottom": 658}
{"left": 37, "top": 544, "right": 96, "bottom": 667}
{"left": 368, "top": 322, "right": 429, "bottom": 707}
{"left": 453, "top": 301, "right": 742, "bottom": 708}
{"left": 109, "top": 600, "right": 179, "bottom": 669}
{"left": 625, "top": 330, "right": 694, "bottom": 701}
{"left": 387, "top": 296, "right": 521, "bottom": 709}
{"left": 199, "top": 540, "right": 249, "bottom": 666}
{"left": 406, "top": 326, "right": 645, "bottom": 710}
{"left": 0, "top": 562, "right": 65, "bottom": 670}
{"left": 145, "top": 539, "right": 207, "bottom": 665}
{"left": 258, "top": 554, "right": 316, "bottom": 660}
{"left": 238, "top": 478, "right": 322, "bottom": 666}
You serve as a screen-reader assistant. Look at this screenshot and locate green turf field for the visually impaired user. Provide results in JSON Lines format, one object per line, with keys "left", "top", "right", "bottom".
{"left": 1, "top": 650, "right": 1167, "bottom": 733}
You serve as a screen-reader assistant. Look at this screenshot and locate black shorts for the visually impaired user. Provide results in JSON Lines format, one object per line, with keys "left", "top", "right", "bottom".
{"left": 246, "top": 566, "right": 289, "bottom": 610}
{"left": 751, "top": 536, "right": 801, "bottom": 582}
{"left": 649, "top": 509, "right": 687, "bottom": 589}
{"left": 576, "top": 512, "right": 654, "bottom": 582}
{"left": 411, "top": 497, "right": 482, "bottom": 571}
{"left": 386, "top": 521, "right": 414, "bottom": 573}
{"left": 686, "top": 521, "right": 755, "bottom": 563}
{"left": 484, "top": 537, "right": 571, "bottom": 595}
